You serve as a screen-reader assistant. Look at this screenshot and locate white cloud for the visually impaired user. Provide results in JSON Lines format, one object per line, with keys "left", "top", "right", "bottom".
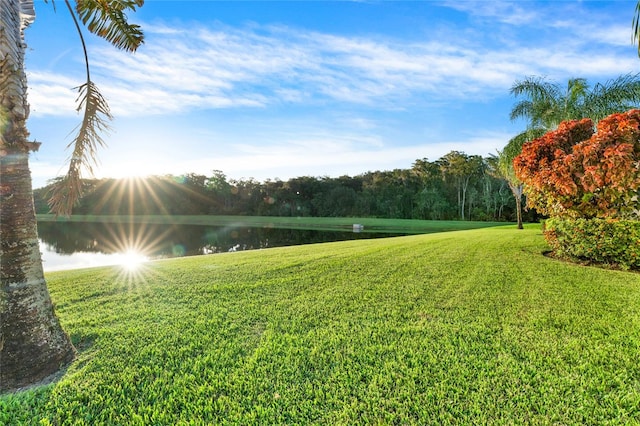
{"left": 30, "top": 158, "right": 67, "bottom": 187}
{"left": 26, "top": 13, "right": 638, "bottom": 118}
{"left": 27, "top": 71, "right": 79, "bottom": 116}
{"left": 442, "top": 0, "right": 539, "bottom": 25}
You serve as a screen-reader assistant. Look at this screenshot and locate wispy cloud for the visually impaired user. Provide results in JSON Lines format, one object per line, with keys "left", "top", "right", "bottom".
{"left": 27, "top": 71, "right": 79, "bottom": 115}
{"left": 26, "top": 6, "right": 637, "bottom": 119}
{"left": 442, "top": 0, "right": 539, "bottom": 25}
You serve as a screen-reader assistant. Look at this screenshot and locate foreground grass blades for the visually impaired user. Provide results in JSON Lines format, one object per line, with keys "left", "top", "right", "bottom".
{"left": 2, "top": 225, "right": 640, "bottom": 424}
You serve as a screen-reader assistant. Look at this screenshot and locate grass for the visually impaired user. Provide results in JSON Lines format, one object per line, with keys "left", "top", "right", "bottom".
{"left": 2, "top": 224, "right": 640, "bottom": 424}
{"left": 36, "top": 214, "right": 509, "bottom": 234}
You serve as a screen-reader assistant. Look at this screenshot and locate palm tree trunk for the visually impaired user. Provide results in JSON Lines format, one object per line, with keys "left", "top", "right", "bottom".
{"left": 508, "top": 182, "right": 524, "bottom": 230}
{"left": 1, "top": 0, "right": 74, "bottom": 393}
{"left": 1, "top": 152, "right": 75, "bottom": 392}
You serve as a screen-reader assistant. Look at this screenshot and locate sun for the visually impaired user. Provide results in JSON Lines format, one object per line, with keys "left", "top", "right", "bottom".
{"left": 118, "top": 249, "right": 149, "bottom": 271}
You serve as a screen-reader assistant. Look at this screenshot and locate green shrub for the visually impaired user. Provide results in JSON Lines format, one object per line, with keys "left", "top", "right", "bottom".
{"left": 544, "top": 218, "right": 640, "bottom": 270}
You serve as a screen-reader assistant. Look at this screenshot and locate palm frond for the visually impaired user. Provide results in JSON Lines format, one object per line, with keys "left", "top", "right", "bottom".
{"left": 510, "top": 76, "right": 566, "bottom": 129}
{"left": 48, "top": 81, "right": 112, "bottom": 215}
{"left": 537, "top": 99, "right": 561, "bottom": 128}
{"left": 563, "top": 78, "right": 589, "bottom": 120}
{"left": 47, "top": 0, "right": 143, "bottom": 215}
{"left": 566, "top": 78, "right": 589, "bottom": 99}
{"left": 510, "top": 76, "right": 560, "bottom": 103}
{"left": 75, "top": 0, "right": 144, "bottom": 52}
{"left": 585, "top": 73, "right": 640, "bottom": 121}
{"left": 503, "top": 132, "right": 530, "bottom": 161}
{"left": 509, "top": 100, "right": 534, "bottom": 122}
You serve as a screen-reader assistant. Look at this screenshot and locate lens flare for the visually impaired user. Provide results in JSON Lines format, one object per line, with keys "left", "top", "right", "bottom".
{"left": 118, "top": 249, "right": 149, "bottom": 271}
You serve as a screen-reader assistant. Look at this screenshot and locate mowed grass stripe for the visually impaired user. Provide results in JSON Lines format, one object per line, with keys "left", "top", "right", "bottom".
{"left": 2, "top": 225, "right": 640, "bottom": 425}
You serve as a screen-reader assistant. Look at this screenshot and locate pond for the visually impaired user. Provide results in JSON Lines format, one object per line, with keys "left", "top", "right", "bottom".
{"left": 38, "top": 221, "right": 405, "bottom": 272}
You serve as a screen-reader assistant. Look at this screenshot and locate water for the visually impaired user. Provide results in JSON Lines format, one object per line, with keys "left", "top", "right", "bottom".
{"left": 37, "top": 221, "right": 402, "bottom": 272}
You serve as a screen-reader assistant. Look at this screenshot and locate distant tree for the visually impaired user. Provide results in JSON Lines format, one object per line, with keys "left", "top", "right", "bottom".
{"left": 176, "top": 173, "right": 214, "bottom": 215}
{"left": 412, "top": 158, "right": 449, "bottom": 219}
{"left": 318, "top": 185, "right": 358, "bottom": 217}
{"left": 438, "top": 151, "right": 483, "bottom": 220}
{"left": 30, "top": 156, "right": 522, "bottom": 225}
{"left": 480, "top": 156, "right": 509, "bottom": 221}
{"left": 0, "top": 0, "right": 143, "bottom": 392}
{"left": 206, "top": 170, "right": 234, "bottom": 213}
{"left": 229, "top": 178, "right": 263, "bottom": 216}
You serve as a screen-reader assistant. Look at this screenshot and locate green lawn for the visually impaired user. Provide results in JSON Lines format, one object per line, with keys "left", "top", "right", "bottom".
{"left": 3, "top": 224, "right": 640, "bottom": 424}
{"left": 36, "top": 214, "right": 509, "bottom": 234}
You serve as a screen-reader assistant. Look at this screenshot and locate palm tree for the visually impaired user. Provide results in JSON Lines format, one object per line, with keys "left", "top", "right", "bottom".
{"left": 498, "top": 74, "right": 640, "bottom": 228}
{"left": 510, "top": 75, "right": 640, "bottom": 138}
{"left": 1, "top": 0, "right": 143, "bottom": 393}
{"left": 495, "top": 142, "right": 525, "bottom": 229}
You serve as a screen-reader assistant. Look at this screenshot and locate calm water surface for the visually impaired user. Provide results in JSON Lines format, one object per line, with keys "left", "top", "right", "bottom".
{"left": 38, "top": 221, "right": 402, "bottom": 272}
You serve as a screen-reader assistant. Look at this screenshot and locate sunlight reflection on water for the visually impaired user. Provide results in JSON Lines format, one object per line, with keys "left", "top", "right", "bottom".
{"left": 40, "top": 241, "right": 149, "bottom": 272}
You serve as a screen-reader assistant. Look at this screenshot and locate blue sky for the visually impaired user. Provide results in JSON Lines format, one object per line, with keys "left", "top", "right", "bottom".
{"left": 24, "top": 0, "right": 640, "bottom": 188}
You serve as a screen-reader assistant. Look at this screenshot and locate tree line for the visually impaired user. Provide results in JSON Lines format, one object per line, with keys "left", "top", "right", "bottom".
{"left": 34, "top": 150, "right": 535, "bottom": 222}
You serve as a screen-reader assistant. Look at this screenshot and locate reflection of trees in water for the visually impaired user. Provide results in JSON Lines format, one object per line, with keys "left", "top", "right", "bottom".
{"left": 37, "top": 222, "right": 393, "bottom": 258}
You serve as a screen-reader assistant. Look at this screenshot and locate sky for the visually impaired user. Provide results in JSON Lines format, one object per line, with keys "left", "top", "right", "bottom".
{"left": 22, "top": 0, "right": 640, "bottom": 188}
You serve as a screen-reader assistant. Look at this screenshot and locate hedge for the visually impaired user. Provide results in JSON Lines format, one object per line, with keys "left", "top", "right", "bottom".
{"left": 544, "top": 218, "right": 640, "bottom": 270}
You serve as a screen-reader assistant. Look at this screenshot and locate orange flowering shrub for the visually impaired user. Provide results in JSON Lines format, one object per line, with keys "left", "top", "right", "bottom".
{"left": 568, "top": 110, "right": 640, "bottom": 218}
{"left": 513, "top": 109, "right": 640, "bottom": 219}
{"left": 514, "top": 110, "right": 640, "bottom": 269}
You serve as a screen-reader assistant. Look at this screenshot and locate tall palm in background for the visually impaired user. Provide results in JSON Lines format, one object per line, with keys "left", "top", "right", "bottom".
{"left": 498, "top": 75, "right": 640, "bottom": 228}
{"left": 1, "top": 0, "right": 143, "bottom": 392}
{"left": 495, "top": 143, "right": 525, "bottom": 229}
